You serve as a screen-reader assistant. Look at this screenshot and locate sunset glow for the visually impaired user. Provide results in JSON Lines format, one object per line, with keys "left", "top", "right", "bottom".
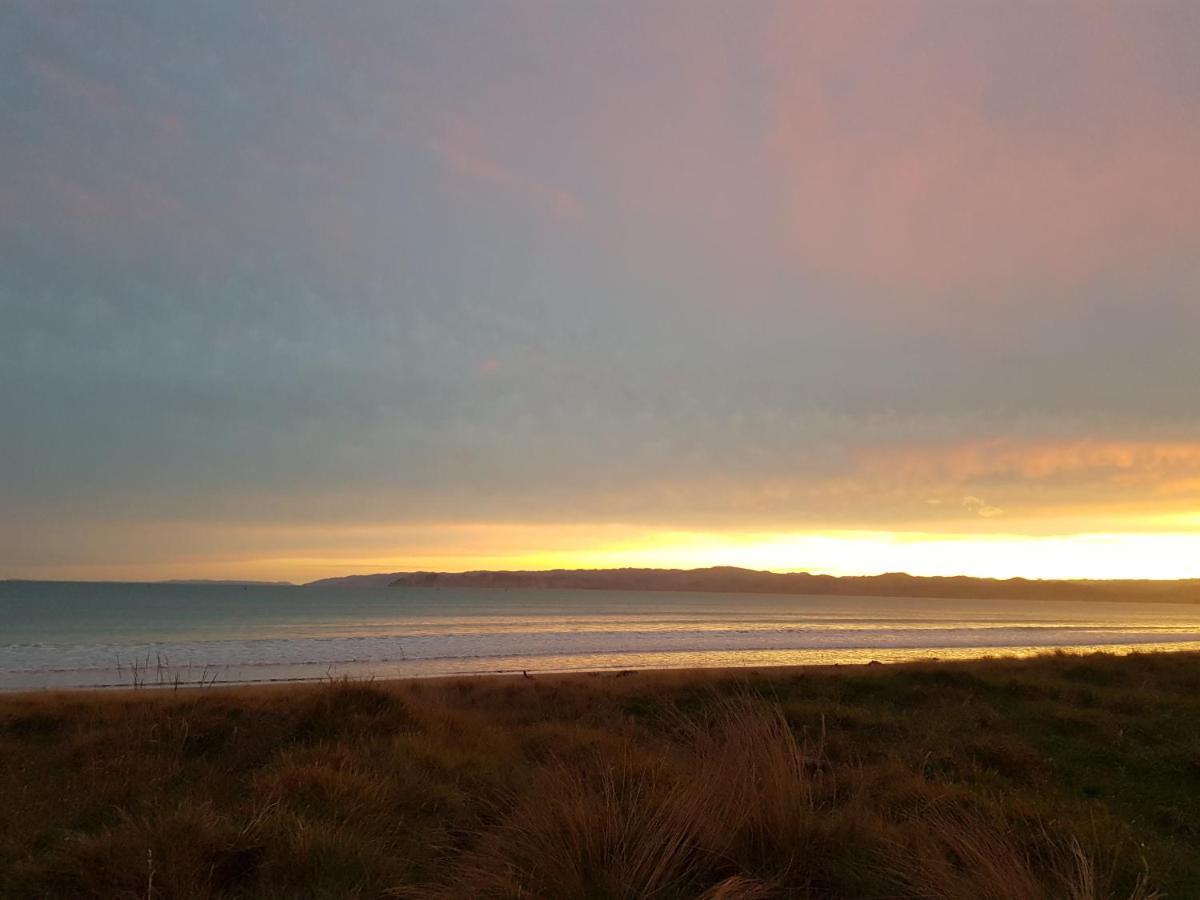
{"left": 254, "top": 531, "right": 1200, "bottom": 584}
{"left": 3, "top": 2, "right": 1199, "bottom": 582}
{"left": 9, "top": 8, "right": 1200, "bottom": 895}
{"left": 20, "top": 521, "right": 1200, "bottom": 585}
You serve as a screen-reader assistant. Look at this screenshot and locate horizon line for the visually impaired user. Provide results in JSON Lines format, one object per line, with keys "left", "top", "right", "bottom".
{"left": 6, "top": 565, "right": 1200, "bottom": 587}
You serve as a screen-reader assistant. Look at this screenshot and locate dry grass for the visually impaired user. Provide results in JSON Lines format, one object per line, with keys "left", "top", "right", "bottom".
{"left": 3, "top": 652, "right": 1199, "bottom": 898}
{"left": 432, "top": 698, "right": 1158, "bottom": 900}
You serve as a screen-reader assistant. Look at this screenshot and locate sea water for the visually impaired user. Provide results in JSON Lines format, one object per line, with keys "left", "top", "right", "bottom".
{"left": 3, "top": 581, "right": 1200, "bottom": 690}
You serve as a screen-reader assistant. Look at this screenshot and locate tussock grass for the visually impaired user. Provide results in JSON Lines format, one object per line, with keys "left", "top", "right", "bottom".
{"left": 3, "top": 652, "right": 1199, "bottom": 898}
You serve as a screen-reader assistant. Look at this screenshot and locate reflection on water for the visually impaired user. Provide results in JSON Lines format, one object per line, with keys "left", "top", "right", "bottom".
{"left": 2, "top": 582, "right": 1200, "bottom": 690}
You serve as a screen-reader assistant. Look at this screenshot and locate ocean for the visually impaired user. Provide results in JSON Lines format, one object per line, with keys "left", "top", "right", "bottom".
{"left": 3, "top": 581, "right": 1200, "bottom": 690}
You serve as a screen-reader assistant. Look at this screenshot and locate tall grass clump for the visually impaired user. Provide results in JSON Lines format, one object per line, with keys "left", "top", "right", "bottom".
{"left": 3, "top": 651, "right": 1197, "bottom": 898}
{"left": 432, "top": 696, "right": 1157, "bottom": 899}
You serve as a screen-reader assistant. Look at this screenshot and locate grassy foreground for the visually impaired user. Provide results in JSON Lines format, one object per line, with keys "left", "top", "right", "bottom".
{"left": 3, "top": 653, "right": 1200, "bottom": 899}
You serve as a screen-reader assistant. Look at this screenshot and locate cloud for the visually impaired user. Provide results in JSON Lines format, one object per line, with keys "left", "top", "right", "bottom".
{"left": 857, "top": 440, "right": 1200, "bottom": 485}
{"left": 759, "top": 4, "right": 1200, "bottom": 298}
{"left": 536, "top": 2, "right": 1200, "bottom": 307}
{"left": 962, "top": 496, "right": 1004, "bottom": 518}
{"left": 27, "top": 57, "right": 117, "bottom": 105}
{"left": 3, "top": 3, "right": 1200, "bottom": 579}
{"left": 430, "top": 118, "right": 582, "bottom": 221}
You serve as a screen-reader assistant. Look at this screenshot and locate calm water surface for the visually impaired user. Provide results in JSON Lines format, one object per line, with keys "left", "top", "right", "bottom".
{"left": 3, "top": 582, "right": 1200, "bottom": 690}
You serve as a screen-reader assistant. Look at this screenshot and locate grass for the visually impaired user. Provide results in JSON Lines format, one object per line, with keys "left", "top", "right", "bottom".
{"left": 2, "top": 651, "right": 1199, "bottom": 898}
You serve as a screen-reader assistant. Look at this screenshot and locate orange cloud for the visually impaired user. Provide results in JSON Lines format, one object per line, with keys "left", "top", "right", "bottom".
{"left": 856, "top": 439, "right": 1200, "bottom": 487}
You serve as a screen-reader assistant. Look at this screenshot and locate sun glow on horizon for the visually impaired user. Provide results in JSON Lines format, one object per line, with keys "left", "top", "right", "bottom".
{"left": 427, "top": 530, "right": 1200, "bottom": 583}
{"left": 44, "top": 525, "right": 1196, "bottom": 584}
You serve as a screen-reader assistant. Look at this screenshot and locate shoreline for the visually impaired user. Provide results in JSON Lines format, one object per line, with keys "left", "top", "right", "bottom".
{"left": 8, "top": 643, "right": 1200, "bottom": 700}
{"left": 9, "top": 585, "right": 1200, "bottom": 693}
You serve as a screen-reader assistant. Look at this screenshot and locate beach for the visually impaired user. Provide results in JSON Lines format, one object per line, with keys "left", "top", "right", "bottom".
{"left": 6, "top": 581, "right": 1200, "bottom": 691}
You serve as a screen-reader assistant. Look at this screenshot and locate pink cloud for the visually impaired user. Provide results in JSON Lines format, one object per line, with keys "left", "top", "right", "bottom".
{"left": 758, "top": 5, "right": 1200, "bottom": 298}
{"left": 430, "top": 118, "right": 582, "bottom": 222}
{"left": 493, "top": 3, "right": 1200, "bottom": 309}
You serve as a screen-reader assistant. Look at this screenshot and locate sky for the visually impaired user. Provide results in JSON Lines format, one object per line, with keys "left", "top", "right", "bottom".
{"left": 3, "top": 1, "right": 1200, "bottom": 582}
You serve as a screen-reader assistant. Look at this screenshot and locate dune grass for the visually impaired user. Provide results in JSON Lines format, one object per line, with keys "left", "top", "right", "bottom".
{"left": 2, "top": 651, "right": 1199, "bottom": 898}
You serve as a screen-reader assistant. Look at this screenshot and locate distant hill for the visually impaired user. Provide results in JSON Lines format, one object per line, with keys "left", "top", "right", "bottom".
{"left": 158, "top": 579, "right": 294, "bottom": 586}
{"left": 303, "top": 572, "right": 411, "bottom": 589}
{"left": 305, "top": 566, "right": 1200, "bottom": 604}
{"left": 0, "top": 579, "right": 296, "bottom": 587}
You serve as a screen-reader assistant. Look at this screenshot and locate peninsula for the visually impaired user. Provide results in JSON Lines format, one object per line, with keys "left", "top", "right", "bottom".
{"left": 305, "top": 565, "right": 1200, "bottom": 604}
